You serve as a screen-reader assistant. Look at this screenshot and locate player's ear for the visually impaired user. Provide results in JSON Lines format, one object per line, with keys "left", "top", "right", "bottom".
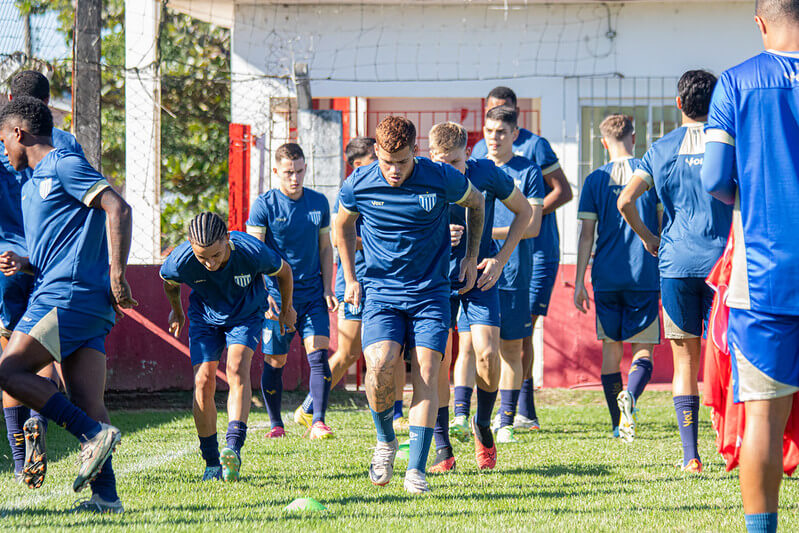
{"left": 600, "top": 137, "right": 609, "bottom": 152}
{"left": 754, "top": 15, "right": 768, "bottom": 40}
{"left": 465, "top": 146, "right": 472, "bottom": 158}
{"left": 675, "top": 96, "right": 683, "bottom": 111}
{"left": 412, "top": 144, "right": 419, "bottom": 156}
{"left": 512, "top": 127, "right": 520, "bottom": 142}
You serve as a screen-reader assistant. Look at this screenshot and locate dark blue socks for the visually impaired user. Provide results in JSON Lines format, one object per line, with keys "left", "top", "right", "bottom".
{"left": 499, "top": 389, "right": 520, "bottom": 428}
{"left": 745, "top": 513, "right": 778, "bottom": 533}
{"left": 307, "top": 349, "right": 331, "bottom": 424}
{"left": 627, "top": 358, "right": 653, "bottom": 400}
{"left": 261, "top": 364, "right": 284, "bottom": 428}
{"left": 4, "top": 406, "right": 29, "bottom": 473}
{"left": 518, "top": 378, "right": 537, "bottom": 420}
{"left": 674, "top": 395, "right": 701, "bottom": 466}
{"left": 199, "top": 433, "right": 220, "bottom": 467}
{"left": 371, "top": 407, "right": 396, "bottom": 443}
{"left": 453, "top": 386, "right": 472, "bottom": 417}
{"left": 408, "top": 425, "right": 433, "bottom": 472}
{"left": 225, "top": 420, "right": 247, "bottom": 455}
{"left": 475, "top": 387, "right": 497, "bottom": 427}
{"left": 393, "top": 400, "right": 404, "bottom": 420}
{"left": 38, "top": 392, "right": 100, "bottom": 443}
{"left": 433, "top": 406, "right": 451, "bottom": 450}
{"left": 90, "top": 455, "right": 118, "bottom": 502}
{"left": 601, "top": 372, "right": 623, "bottom": 429}
{"left": 301, "top": 393, "right": 313, "bottom": 415}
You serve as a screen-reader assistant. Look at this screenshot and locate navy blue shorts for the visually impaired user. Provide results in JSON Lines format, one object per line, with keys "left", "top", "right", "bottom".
{"left": 499, "top": 290, "right": 532, "bottom": 341}
{"left": 189, "top": 313, "right": 263, "bottom": 366}
{"left": 661, "top": 277, "right": 714, "bottom": 339}
{"left": 0, "top": 271, "right": 34, "bottom": 336}
{"left": 529, "top": 261, "right": 559, "bottom": 317}
{"left": 15, "top": 302, "right": 111, "bottom": 362}
{"left": 362, "top": 297, "right": 449, "bottom": 355}
{"left": 336, "top": 288, "right": 362, "bottom": 321}
{"left": 451, "top": 284, "right": 501, "bottom": 331}
{"left": 728, "top": 307, "right": 799, "bottom": 403}
{"left": 263, "top": 297, "right": 330, "bottom": 355}
{"left": 594, "top": 290, "right": 660, "bottom": 343}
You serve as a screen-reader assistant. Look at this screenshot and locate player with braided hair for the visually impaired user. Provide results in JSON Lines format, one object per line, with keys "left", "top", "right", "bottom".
{"left": 161, "top": 212, "right": 296, "bottom": 482}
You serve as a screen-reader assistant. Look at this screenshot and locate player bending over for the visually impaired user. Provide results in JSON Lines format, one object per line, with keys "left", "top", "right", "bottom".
{"left": 428, "top": 121, "right": 532, "bottom": 471}
{"left": 618, "top": 70, "right": 732, "bottom": 472}
{"left": 247, "top": 143, "right": 338, "bottom": 440}
{"left": 702, "top": 2, "right": 799, "bottom": 530}
{"left": 337, "top": 116, "right": 484, "bottom": 493}
{"left": 0, "top": 97, "right": 136, "bottom": 513}
{"left": 574, "top": 114, "right": 660, "bottom": 441}
{"left": 161, "top": 213, "right": 295, "bottom": 482}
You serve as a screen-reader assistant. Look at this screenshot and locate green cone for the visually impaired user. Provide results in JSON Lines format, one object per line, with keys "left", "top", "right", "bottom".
{"left": 284, "top": 497, "right": 326, "bottom": 512}
{"left": 397, "top": 440, "right": 410, "bottom": 461}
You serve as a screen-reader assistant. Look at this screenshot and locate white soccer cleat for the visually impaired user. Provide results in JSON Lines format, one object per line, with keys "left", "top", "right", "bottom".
{"left": 617, "top": 390, "right": 637, "bottom": 443}
{"left": 368, "top": 439, "right": 399, "bottom": 486}
{"left": 403, "top": 468, "right": 430, "bottom": 494}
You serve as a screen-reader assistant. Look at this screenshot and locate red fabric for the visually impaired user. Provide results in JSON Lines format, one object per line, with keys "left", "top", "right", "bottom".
{"left": 703, "top": 231, "right": 799, "bottom": 475}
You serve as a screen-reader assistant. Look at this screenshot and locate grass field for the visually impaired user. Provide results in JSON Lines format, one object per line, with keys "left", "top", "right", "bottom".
{"left": 1, "top": 389, "right": 797, "bottom": 532}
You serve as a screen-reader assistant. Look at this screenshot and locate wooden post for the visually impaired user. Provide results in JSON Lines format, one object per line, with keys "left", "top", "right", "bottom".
{"left": 73, "top": 0, "right": 102, "bottom": 170}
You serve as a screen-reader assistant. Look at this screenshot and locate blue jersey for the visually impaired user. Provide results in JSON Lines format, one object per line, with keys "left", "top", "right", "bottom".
{"left": 22, "top": 149, "right": 114, "bottom": 320}
{"left": 160, "top": 231, "right": 284, "bottom": 327}
{"left": 449, "top": 158, "right": 515, "bottom": 292}
{"left": 333, "top": 193, "right": 367, "bottom": 296}
{"left": 493, "top": 156, "right": 545, "bottom": 292}
{"left": 339, "top": 158, "right": 471, "bottom": 304}
{"left": 706, "top": 50, "right": 799, "bottom": 315}
{"left": 1, "top": 128, "right": 84, "bottom": 180}
{"left": 633, "top": 123, "right": 732, "bottom": 278}
{"left": 578, "top": 158, "right": 660, "bottom": 292}
{"left": 472, "top": 128, "right": 561, "bottom": 174}
{"left": 246, "top": 187, "right": 330, "bottom": 304}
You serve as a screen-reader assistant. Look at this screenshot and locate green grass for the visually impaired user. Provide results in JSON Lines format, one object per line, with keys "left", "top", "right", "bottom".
{"left": 1, "top": 389, "right": 798, "bottom": 531}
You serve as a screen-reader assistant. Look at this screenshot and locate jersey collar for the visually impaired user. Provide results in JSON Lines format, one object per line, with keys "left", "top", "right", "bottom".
{"left": 767, "top": 49, "right": 799, "bottom": 58}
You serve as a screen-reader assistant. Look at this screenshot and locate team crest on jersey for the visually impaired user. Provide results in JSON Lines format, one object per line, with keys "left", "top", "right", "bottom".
{"left": 309, "top": 210, "right": 322, "bottom": 225}
{"left": 234, "top": 274, "right": 251, "bottom": 287}
{"left": 418, "top": 193, "right": 437, "bottom": 212}
{"left": 39, "top": 178, "right": 53, "bottom": 200}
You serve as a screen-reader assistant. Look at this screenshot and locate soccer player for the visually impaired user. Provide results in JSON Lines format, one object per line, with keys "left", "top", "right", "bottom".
{"left": 294, "top": 137, "right": 407, "bottom": 430}
{"left": 702, "top": 2, "right": 799, "bottom": 530}
{"left": 574, "top": 115, "right": 660, "bottom": 442}
{"left": 161, "top": 213, "right": 295, "bottom": 482}
{"left": 428, "top": 121, "right": 532, "bottom": 471}
{"left": 0, "top": 97, "right": 136, "bottom": 513}
{"left": 1, "top": 70, "right": 79, "bottom": 486}
{"left": 473, "top": 86, "right": 572, "bottom": 430}
{"left": 337, "top": 116, "right": 485, "bottom": 493}
{"left": 247, "top": 143, "right": 338, "bottom": 440}
{"left": 618, "top": 70, "right": 732, "bottom": 472}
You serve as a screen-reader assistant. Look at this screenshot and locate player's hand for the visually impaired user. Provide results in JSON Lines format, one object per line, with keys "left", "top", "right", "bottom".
{"left": 344, "top": 279, "right": 362, "bottom": 309}
{"left": 278, "top": 304, "right": 297, "bottom": 336}
{"left": 476, "top": 256, "right": 503, "bottom": 291}
{"left": 458, "top": 256, "right": 478, "bottom": 294}
{"left": 574, "top": 283, "right": 590, "bottom": 313}
{"left": 168, "top": 309, "right": 185, "bottom": 337}
{"left": 325, "top": 291, "right": 339, "bottom": 312}
{"left": 450, "top": 224, "right": 464, "bottom": 247}
{"left": 110, "top": 275, "right": 138, "bottom": 320}
{"left": 643, "top": 235, "right": 660, "bottom": 257}
{"left": 0, "top": 251, "right": 25, "bottom": 276}
{"left": 265, "top": 294, "right": 281, "bottom": 321}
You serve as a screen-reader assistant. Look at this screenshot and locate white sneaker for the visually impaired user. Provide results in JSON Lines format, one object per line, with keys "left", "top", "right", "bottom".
{"left": 368, "top": 439, "right": 399, "bottom": 486}
{"left": 513, "top": 414, "right": 541, "bottom": 430}
{"left": 74, "top": 493, "right": 124, "bottom": 514}
{"left": 495, "top": 426, "right": 518, "bottom": 444}
{"left": 403, "top": 468, "right": 430, "bottom": 494}
{"left": 490, "top": 412, "right": 502, "bottom": 433}
{"left": 617, "top": 390, "right": 637, "bottom": 443}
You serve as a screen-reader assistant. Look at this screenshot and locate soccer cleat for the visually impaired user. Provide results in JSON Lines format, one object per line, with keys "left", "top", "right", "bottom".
{"left": 22, "top": 417, "right": 47, "bottom": 489}
{"left": 681, "top": 458, "right": 704, "bottom": 474}
{"left": 403, "top": 468, "right": 430, "bottom": 494}
{"left": 449, "top": 415, "right": 470, "bottom": 443}
{"left": 495, "top": 426, "right": 518, "bottom": 444}
{"left": 220, "top": 447, "right": 241, "bottom": 482}
{"left": 202, "top": 466, "right": 222, "bottom": 481}
{"left": 294, "top": 406, "right": 313, "bottom": 430}
{"left": 428, "top": 446, "right": 456, "bottom": 473}
{"left": 368, "top": 439, "right": 399, "bottom": 486}
{"left": 490, "top": 412, "right": 502, "bottom": 433}
{"left": 470, "top": 416, "right": 496, "bottom": 470}
{"left": 611, "top": 426, "right": 620, "bottom": 439}
{"left": 14, "top": 471, "right": 24, "bottom": 484}
{"left": 309, "top": 421, "right": 335, "bottom": 440}
{"left": 513, "top": 414, "right": 540, "bottom": 430}
{"left": 73, "top": 423, "right": 121, "bottom": 493}
{"left": 73, "top": 493, "right": 124, "bottom": 514}
{"left": 617, "top": 390, "right": 637, "bottom": 443}
{"left": 393, "top": 416, "right": 410, "bottom": 432}
{"left": 264, "top": 426, "right": 286, "bottom": 439}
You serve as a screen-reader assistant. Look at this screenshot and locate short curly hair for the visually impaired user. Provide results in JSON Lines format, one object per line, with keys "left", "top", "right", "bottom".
{"left": 375, "top": 116, "right": 416, "bottom": 153}
{"left": 274, "top": 142, "right": 305, "bottom": 164}
{"left": 10, "top": 70, "right": 50, "bottom": 101}
{"left": 429, "top": 122, "right": 468, "bottom": 152}
{"left": 678, "top": 70, "right": 717, "bottom": 120}
{"left": 0, "top": 95, "right": 53, "bottom": 137}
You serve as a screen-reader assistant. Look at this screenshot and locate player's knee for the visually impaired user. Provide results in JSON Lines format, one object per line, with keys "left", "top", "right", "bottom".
{"left": 265, "top": 355, "right": 287, "bottom": 368}
{"left": 194, "top": 370, "right": 216, "bottom": 396}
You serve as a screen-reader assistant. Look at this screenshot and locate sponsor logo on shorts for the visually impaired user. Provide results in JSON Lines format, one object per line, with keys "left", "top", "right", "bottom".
{"left": 309, "top": 210, "right": 322, "bottom": 225}
{"left": 194, "top": 279, "right": 206, "bottom": 283}
{"left": 275, "top": 217, "right": 287, "bottom": 222}
{"left": 371, "top": 201, "right": 384, "bottom": 206}
{"left": 418, "top": 193, "right": 437, "bottom": 212}
{"left": 39, "top": 178, "right": 53, "bottom": 200}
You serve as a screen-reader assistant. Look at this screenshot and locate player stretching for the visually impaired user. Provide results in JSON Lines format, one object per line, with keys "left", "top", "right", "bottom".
{"left": 0, "top": 97, "right": 135, "bottom": 513}
{"left": 472, "top": 86, "right": 572, "bottom": 430}
{"left": 337, "top": 116, "right": 484, "bottom": 493}
{"left": 161, "top": 213, "right": 295, "bottom": 481}
{"left": 294, "top": 138, "right": 407, "bottom": 431}
{"left": 1, "top": 70, "right": 75, "bottom": 486}
{"left": 618, "top": 71, "right": 732, "bottom": 472}
{"left": 702, "top": 2, "right": 799, "bottom": 530}
{"left": 247, "top": 143, "right": 338, "bottom": 440}
{"left": 574, "top": 115, "right": 660, "bottom": 441}
{"left": 428, "top": 121, "right": 532, "bottom": 471}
